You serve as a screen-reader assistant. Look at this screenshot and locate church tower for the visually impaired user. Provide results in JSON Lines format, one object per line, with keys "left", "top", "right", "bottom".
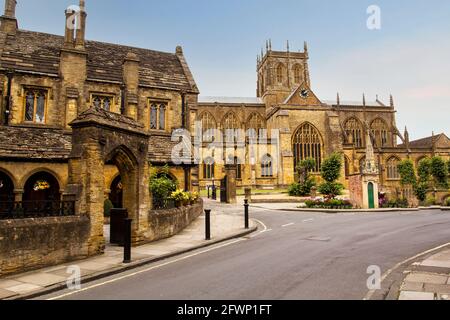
{"left": 256, "top": 40, "right": 311, "bottom": 106}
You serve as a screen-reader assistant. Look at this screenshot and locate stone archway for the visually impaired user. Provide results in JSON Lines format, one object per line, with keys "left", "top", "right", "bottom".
{"left": 65, "top": 107, "right": 150, "bottom": 253}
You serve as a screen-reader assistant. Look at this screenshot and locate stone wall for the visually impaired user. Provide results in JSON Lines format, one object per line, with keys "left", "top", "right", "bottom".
{"left": 147, "top": 199, "right": 203, "bottom": 242}
{"left": 0, "top": 216, "right": 91, "bottom": 277}
{"left": 349, "top": 174, "right": 363, "bottom": 209}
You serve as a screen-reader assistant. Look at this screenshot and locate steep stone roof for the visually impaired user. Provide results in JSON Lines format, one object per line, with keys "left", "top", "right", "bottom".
{"left": 0, "top": 30, "right": 196, "bottom": 92}
{"left": 0, "top": 126, "right": 72, "bottom": 160}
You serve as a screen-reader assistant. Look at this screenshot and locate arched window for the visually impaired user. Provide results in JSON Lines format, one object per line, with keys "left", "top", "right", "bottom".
{"left": 23, "top": 171, "right": 60, "bottom": 203}
{"left": 386, "top": 157, "right": 400, "bottom": 180}
{"left": 24, "top": 89, "right": 47, "bottom": 123}
{"left": 234, "top": 157, "right": 243, "bottom": 180}
{"left": 223, "top": 112, "right": 240, "bottom": 143}
{"left": 199, "top": 112, "right": 217, "bottom": 142}
{"left": 293, "top": 64, "right": 302, "bottom": 83}
{"left": 344, "top": 118, "right": 364, "bottom": 148}
{"left": 276, "top": 64, "right": 284, "bottom": 83}
{"left": 371, "top": 118, "right": 389, "bottom": 147}
{"left": 261, "top": 154, "right": 273, "bottom": 177}
{"left": 247, "top": 113, "right": 265, "bottom": 137}
{"left": 293, "top": 123, "right": 323, "bottom": 172}
{"left": 91, "top": 94, "right": 113, "bottom": 112}
{"left": 203, "top": 157, "right": 215, "bottom": 180}
{"left": 149, "top": 102, "right": 167, "bottom": 131}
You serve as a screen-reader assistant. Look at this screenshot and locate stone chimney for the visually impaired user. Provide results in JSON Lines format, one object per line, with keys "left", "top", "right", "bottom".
{"left": 0, "top": 0, "right": 18, "bottom": 34}
{"left": 75, "top": 0, "right": 87, "bottom": 50}
{"left": 122, "top": 52, "right": 140, "bottom": 121}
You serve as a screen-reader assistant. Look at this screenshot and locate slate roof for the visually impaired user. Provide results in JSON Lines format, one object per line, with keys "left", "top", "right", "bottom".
{"left": 0, "top": 30, "right": 194, "bottom": 92}
{"left": 398, "top": 133, "right": 450, "bottom": 149}
{"left": 0, "top": 126, "right": 72, "bottom": 160}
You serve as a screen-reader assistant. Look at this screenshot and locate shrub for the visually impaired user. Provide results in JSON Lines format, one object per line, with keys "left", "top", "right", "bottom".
{"left": 104, "top": 199, "right": 114, "bottom": 217}
{"left": 424, "top": 196, "right": 436, "bottom": 207}
{"left": 305, "top": 198, "right": 352, "bottom": 209}
{"left": 171, "top": 189, "right": 190, "bottom": 206}
{"left": 445, "top": 198, "right": 450, "bottom": 207}
{"left": 414, "top": 182, "right": 428, "bottom": 202}
{"left": 150, "top": 176, "right": 177, "bottom": 200}
{"left": 288, "top": 178, "right": 316, "bottom": 197}
{"left": 320, "top": 153, "right": 342, "bottom": 183}
{"left": 430, "top": 156, "right": 448, "bottom": 188}
{"left": 318, "top": 182, "right": 344, "bottom": 199}
{"left": 417, "top": 158, "right": 432, "bottom": 183}
{"left": 397, "top": 160, "right": 417, "bottom": 186}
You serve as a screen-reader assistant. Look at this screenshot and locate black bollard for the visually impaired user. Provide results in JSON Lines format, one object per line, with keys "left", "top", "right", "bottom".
{"left": 123, "top": 218, "right": 132, "bottom": 263}
{"left": 207, "top": 186, "right": 210, "bottom": 199}
{"left": 244, "top": 199, "right": 249, "bottom": 229}
{"left": 205, "top": 209, "right": 211, "bottom": 240}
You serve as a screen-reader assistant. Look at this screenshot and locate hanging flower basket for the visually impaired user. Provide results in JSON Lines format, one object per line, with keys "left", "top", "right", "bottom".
{"left": 0, "top": 180, "right": 3, "bottom": 189}
{"left": 33, "top": 180, "right": 50, "bottom": 191}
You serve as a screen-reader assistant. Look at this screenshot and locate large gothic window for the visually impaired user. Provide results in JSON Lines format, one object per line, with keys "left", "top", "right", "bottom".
{"left": 371, "top": 118, "right": 389, "bottom": 147}
{"left": 293, "top": 64, "right": 302, "bottom": 83}
{"left": 276, "top": 64, "right": 284, "bottom": 84}
{"left": 223, "top": 112, "right": 240, "bottom": 143}
{"left": 199, "top": 112, "right": 217, "bottom": 142}
{"left": 24, "top": 89, "right": 47, "bottom": 123}
{"left": 344, "top": 118, "right": 364, "bottom": 148}
{"left": 293, "top": 123, "right": 323, "bottom": 172}
{"left": 386, "top": 156, "right": 400, "bottom": 180}
{"left": 247, "top": 113, "right": 265, "bottom": 137}
{"left": 261, "top": 154, "right": 273, "bottom": 177}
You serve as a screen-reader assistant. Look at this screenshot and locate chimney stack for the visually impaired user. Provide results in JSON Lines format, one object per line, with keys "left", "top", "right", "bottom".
{"left": 1, "top": 0, "right": 18, "bottom": 34}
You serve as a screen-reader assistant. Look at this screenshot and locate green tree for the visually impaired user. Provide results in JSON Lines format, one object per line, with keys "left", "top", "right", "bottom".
{"left": 430, "top": 156, "right": 448, "bottom": 188}
{"left": 318, "top": 153, "right": 343, "bottom": 199}
{"left": 397, "top": 159, "right": 417, "bottom": 186}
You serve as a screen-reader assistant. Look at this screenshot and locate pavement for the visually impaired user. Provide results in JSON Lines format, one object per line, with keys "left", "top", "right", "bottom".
{"left": 0, "top": 202, "right": 256, "bottom": 300}
{"left": 397, "top": 248, "right": 450, "bottom": 300}
{"left": 34, "top": 205, "right": 450, "bottom": 300}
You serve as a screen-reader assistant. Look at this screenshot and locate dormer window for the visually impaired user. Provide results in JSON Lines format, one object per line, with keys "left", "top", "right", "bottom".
{"left": 90, "top": 94, "right": 115, "bottom": 112}
{"left": 24, "top": 88, "right": 47, "bottom": 123}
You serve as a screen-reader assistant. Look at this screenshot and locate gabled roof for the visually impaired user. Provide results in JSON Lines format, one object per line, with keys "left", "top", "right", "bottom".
{"left": 0, "top": 30, "right": 197, "bottom": 92}
{"left": 398, "top": 133, "right": 450, "bottom": 149}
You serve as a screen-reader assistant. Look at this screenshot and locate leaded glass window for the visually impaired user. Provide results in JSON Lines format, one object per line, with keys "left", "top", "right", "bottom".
{"left": 24, "top": 89, "right": 47, "bottom": 123}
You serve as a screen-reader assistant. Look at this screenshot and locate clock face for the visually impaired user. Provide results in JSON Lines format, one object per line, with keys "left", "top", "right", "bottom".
{"left": 300, "top": 89, "right": 309, "bottom": 98}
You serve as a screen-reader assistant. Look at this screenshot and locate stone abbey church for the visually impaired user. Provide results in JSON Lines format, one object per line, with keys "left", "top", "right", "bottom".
{"left": 0, "top": 0, "right": 449, "bottom": 209}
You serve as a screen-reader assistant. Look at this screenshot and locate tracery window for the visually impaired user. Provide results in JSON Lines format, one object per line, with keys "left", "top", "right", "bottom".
{"left": 371, "top": 118, "right": 389, "bottom": 147}
{"left": 293, "top": 64, "right": 302, "bottom": 83}
{"left": 91, "top": 94, "right": 113, "bottom": 111}
{"left": 261, "top": 154, "right": 273, "bottom": 177}
{"left": 247, "top": 113, "right": 265, "bottom": 137}
{"left": 276, "top": 64, "right": 284, "bottom": 83}
{"left": 149, "top": 102, "right": 167, "bottom": 131}
{"left": 386, "top": 157, "right": 400, "bottom": 180}
{"left": 293, "top": 123, "right": 323, "bottom": 172}
{"left": 24, "top": 89, "right": 47, "bottom": 123}
{"left": 223, "top": 112, "right": 240, "bottom": 143}
{"left": 200, "top": 112, "right": 217, "bottom": 142}
{"left": 344, "top": 118, "right": 364, "bottom": 148}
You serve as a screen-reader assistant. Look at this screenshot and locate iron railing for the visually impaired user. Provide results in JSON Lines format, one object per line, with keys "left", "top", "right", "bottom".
{"left": 0, "top": 201, "right": 75, "bottom": 220}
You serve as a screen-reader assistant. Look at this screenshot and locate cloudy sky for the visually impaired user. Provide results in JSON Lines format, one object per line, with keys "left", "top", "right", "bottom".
{"left": 11, "top": 0, "right": 450, "bottom": 140}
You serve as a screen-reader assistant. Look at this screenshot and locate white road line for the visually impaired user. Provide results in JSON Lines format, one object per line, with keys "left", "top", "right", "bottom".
{"left": 47, "top": 238, "right": 244, "bottom": 300}
{"left": 282, "top": 223, "right": 295, "bottom": 228}
{"left": 364, "top": 241, "right": 450, "bottom": 300}
{"left": 303, "top": 219, "right": 314, "bottom": 223}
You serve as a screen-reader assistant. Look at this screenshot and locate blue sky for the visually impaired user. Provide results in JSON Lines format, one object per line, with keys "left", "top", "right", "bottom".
{"left": 11, "top": 0, "right": 450, "bottom": 140}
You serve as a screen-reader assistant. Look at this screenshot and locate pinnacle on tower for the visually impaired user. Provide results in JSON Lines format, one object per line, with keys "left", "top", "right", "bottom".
{"left": 390, "top": 94, "right": 394, "bottom": 107}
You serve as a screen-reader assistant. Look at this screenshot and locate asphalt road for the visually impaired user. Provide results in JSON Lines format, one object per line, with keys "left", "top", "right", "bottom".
{"left": 39, "top": 207, "right": 450, "bottom": 300}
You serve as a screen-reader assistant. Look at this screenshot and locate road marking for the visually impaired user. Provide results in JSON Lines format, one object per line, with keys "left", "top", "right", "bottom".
{"left": 248, "top": 218, "right": 269, "bottom": 239}
{"left": 364, "top": 241, "right": 450, "bottom": 300}
{"left": 282, "top": 223, "right": 295, "bottom": 228}
{"left": 303, "top": 219, "right": 314, "bottom": 223}
{"left": 47, "top": 238, "right": 244, "bottom": 300}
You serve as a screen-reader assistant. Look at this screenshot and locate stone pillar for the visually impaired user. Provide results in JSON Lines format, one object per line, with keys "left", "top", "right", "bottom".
{"left": 224, "top": 164, "right": 237, "bottom": 204}
{"left": 13, "top": 189, "right": 23, "bottom": 202}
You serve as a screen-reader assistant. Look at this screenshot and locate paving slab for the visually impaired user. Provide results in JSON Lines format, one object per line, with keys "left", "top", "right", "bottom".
{"left": 398, "top": 291, "right": 435, "bottom": 300}
{"left": 75, "top": 261, "right": 116, "bottom": 272}
{"left": 0, "top": 279, "right": 24, "bottom": 289}
{"left": 15, "top": 273, "right": 67, "bottom": 287}
{"left": 0, "top": 288, "right": 16, "bottom": 299}
{"left": 405, "top": 272, "right": 448, "bottom": 285}
{"left": 420, "top": 260, "right": 450, "bottom": 268}
{"left": 401, "top": 282, "right": 424, "bottom": 292}
{"left": 423, "top": 284, "right": 450, "bottom": 294}
{"left": 6, "top": 283, "right": 42, "bottom": 295}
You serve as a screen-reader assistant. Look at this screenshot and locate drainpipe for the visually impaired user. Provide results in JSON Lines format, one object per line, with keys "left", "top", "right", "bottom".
{"left": 4, "top": 70, "right": 13, "bottom": 125}
{"left": 181, "top": 91, "right": 186, "bottom": 129}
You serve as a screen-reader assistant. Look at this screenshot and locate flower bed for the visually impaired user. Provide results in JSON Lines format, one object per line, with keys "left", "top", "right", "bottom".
{"left": 305, "top": 198, "right": 353, "bottom": 210}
